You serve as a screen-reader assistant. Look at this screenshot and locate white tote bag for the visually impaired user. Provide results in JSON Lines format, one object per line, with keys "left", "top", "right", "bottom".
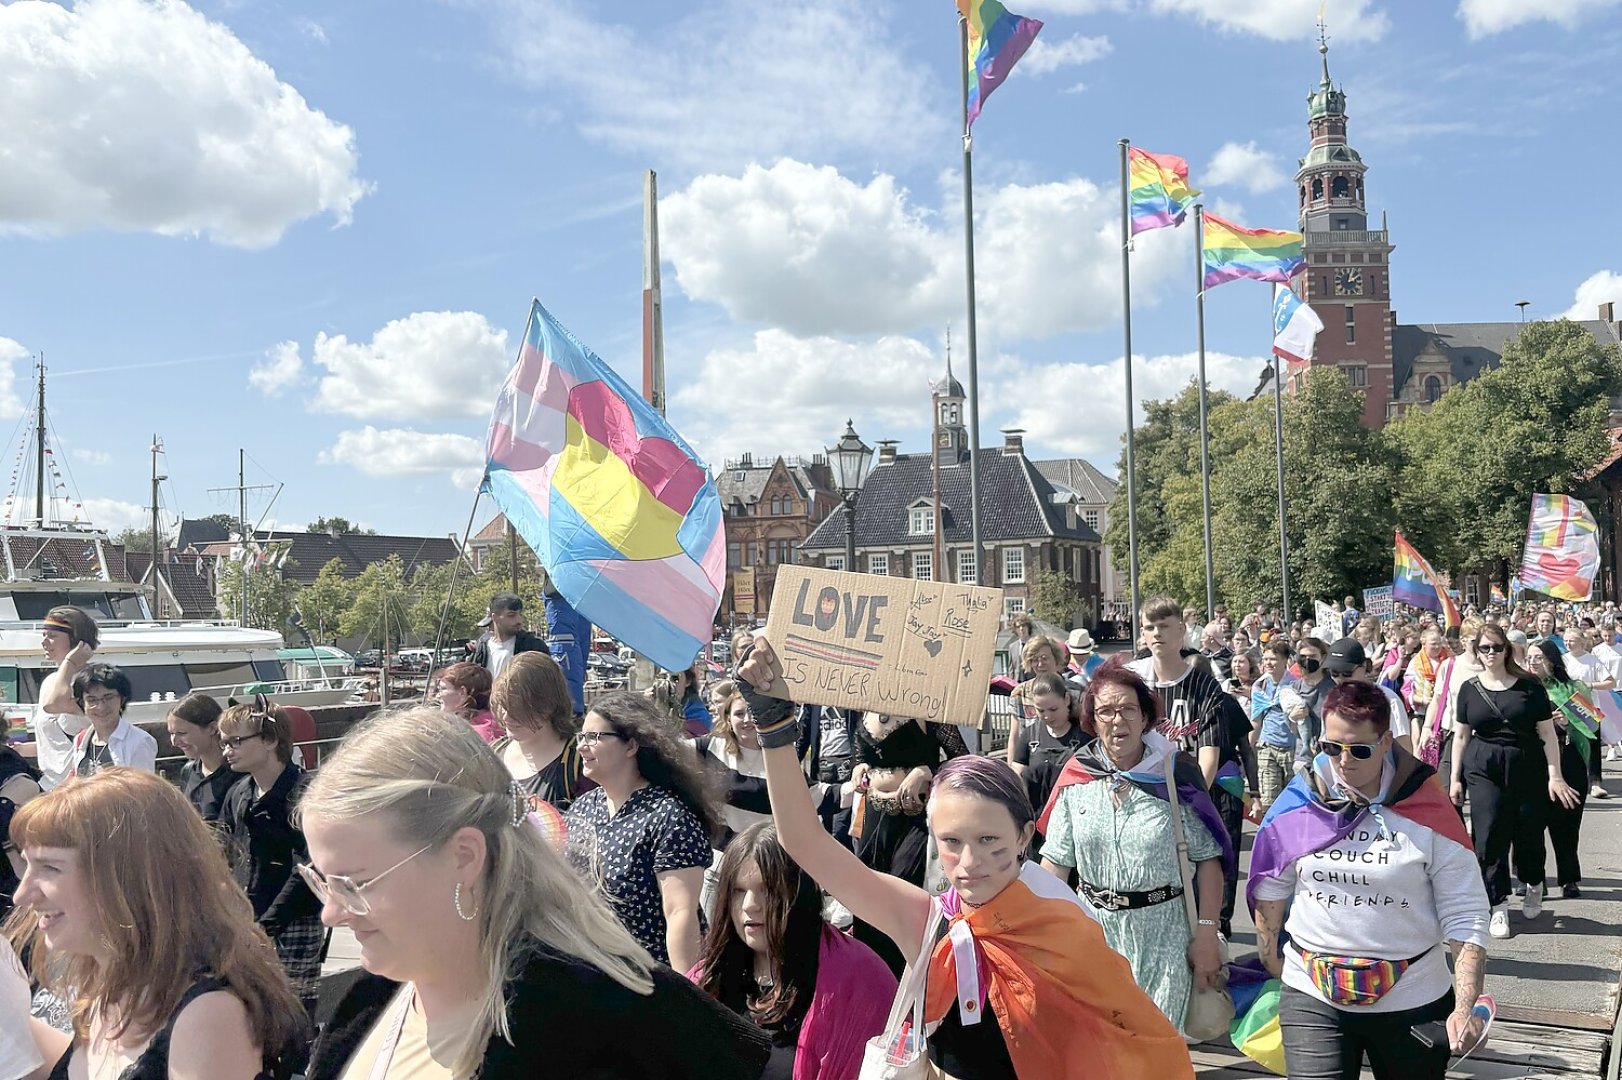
{"left": 858, "top": 899, "right": 944, "bottom": 1080}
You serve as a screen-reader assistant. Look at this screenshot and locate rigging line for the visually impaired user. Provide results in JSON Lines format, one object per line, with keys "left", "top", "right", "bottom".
{"left": 43, "top": 411, "right": 85, "bottom": 519}
{"left": 50, "top": 350, "right": 263, "bottom": 378}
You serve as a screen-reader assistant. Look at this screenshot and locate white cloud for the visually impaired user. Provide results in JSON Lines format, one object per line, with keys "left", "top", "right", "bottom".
{"left": 661, "top": 160, "right": 1185, "bottom": 344}
{"left": 484, "top": 0, "right": 943, "bottom": 170}
{"left": 1010, "top": 351, "right": 1272, "bottom": 459}
{"left": 296, "top": 17, "right": 328, "bottom": 44}
{"left": 71, "top": 449, "right": 112, "bottom": 467}
{"left": 671, "top": 331, "right": 939, "bottom": 466}
{"left": 1147, "top": 0, "right": 1389, "bottom": 41}
{"left": 79, "top": 497, "right": 149, "bottom": 534}
{"left": 248, "top": 341, "right": 303, "bottom": 396}
{"left": 0, "top": 0, "right": 369, "bottom": 248}
{"left": 0, "top": 338, "right": 28, "bottom": 420}
{"left": 1024, "top": 0, "right": 1132, "bottom": 11}
{"left": 311, "top": 311, "right": 511, "bottom": 421}
{"left": 319, "top": 427, "right": 485, "bottom": 488}
{"left": 1458, "top": 0, "right": 1622, "bottom": 37}
{"left": 1205, "top": 141, "right": 1288, "bottom": 194}
{"left": 1021, "top": 34, "right": 1113, "bottom": 74}
{"left": 1562, "top": 270, "right": 1622, "bottom": 320}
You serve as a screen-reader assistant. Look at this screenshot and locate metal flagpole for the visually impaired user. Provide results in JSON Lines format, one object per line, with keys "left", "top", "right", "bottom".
{"left": 1193, "top": 205, "right": 1216, "bottom": 618}
{"left": 1274, "top": 351, "right": 1292, "bottom": 622}
{"left": 959, "top": 14, "right": 984, "bottom": 587}
{"left": 1118, "top": 140, "right": 1142, "bottom": 623}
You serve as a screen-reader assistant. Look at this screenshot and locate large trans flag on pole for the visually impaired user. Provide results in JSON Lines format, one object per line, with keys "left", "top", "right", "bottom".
{"left": 484, "top": 300, "right": 724, "bottom": 672}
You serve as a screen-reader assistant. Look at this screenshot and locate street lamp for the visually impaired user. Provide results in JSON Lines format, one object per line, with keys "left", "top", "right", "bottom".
{"left": 827, "top": 418, "right": 874, "bottom": 573}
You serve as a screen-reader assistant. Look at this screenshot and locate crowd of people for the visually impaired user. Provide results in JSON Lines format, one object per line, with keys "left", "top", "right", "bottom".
{"left": 0, "top": 587, "right": 1613, "bottom": 1079}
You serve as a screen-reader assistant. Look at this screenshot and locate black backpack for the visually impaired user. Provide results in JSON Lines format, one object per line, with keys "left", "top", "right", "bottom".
{"left": 0, "top": 746, "right": 42, "bottom": 911}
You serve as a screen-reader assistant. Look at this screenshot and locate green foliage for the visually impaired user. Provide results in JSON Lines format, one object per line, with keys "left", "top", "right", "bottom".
{"left": 339, "top": 554, "right": 409, "bottom": 647}
{"left": 219, "top": 558, "right": 299, "bottom": 632}
{"left": 307, "top": 516, "right": 376, "bottom": 535}
{"left": 1029, "top": 569, "right": 1087, "bottom": 628}
{"left": 295, "top": 558, "right": 353, "bottom": 641}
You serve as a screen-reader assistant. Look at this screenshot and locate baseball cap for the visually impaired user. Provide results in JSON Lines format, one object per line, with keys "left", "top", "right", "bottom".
{"left": 1324, "top": 638, "right": 1367, "bottom": 675}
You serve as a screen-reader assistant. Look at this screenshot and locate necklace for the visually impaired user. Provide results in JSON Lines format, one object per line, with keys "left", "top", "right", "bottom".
{"left": 753, "top": 972, "right": 775, "bottom": 992}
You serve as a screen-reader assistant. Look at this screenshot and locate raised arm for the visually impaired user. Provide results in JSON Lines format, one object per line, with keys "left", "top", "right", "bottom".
{"left": 737, "top": 641, "right": 932, "bottom": 953}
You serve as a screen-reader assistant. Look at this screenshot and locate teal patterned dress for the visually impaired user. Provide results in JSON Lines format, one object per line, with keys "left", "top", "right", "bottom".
{"left": 1040, "top": 774, "right": 1221, "bottom": 1035}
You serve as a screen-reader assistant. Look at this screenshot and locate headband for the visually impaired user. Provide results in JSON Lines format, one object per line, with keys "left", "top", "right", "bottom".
{"left": 42, "top": 615, "right": 75, "bottom": 635}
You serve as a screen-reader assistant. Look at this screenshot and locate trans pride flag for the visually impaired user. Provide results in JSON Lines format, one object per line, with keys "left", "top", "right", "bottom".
{"left": 1519, "top": 493, "right": 1600, "bottom": 602}
{"left": 957, "top": 0, "right": 1042, "bottom": 128}
{"left": 484, "top": 300, "right": 724, "bottom": 672}
{"left": 1202, "top": 213, "right": 1305, "bottom": 290}
{"left": 1394, "top": 530, "right": 1461, "bottom": 630}
{"left": 1128, "top": 147, "right": 1200, "bottom": 236}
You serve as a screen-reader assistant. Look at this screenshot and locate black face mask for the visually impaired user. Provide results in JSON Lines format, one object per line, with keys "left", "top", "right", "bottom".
{"left": 1300, "top": 657, "right": 1322, "bottom": 675}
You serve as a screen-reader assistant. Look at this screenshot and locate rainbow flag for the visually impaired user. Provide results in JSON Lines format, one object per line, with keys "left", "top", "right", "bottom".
{"left": 1490, "top": 583, "right": 1507, "bottom": 606}
{"left": 1201, "top": 212, "right": 1305, "bottom": 290}
{"left": 1394, "top": 530, "right": 1461, "bottom": 630}
{"left": 957, "top": 0, "right": 1043, "bottom": 128}
{"left": 484, "top": 300, "right": 725, "bottom": 671}
{"left": 1128, "top": 147, "right": 1200, "bottom": 235}
{"left": 1519, "top": 493, "right": 1600, "bottom": 602}
{"left": 1549, "top": 680, "right": 1602, "bottom": 763}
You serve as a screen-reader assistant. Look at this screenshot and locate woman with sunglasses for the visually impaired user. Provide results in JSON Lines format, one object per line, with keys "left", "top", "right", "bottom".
{"left": 1449, "top": 623, "right": 1580, "bottom": 939}
{"left": 565, "top": 693, "right": 718, "bottom": 973}
{"left": 1250, "top": 681, "right": 1490, "bottom": 1079}
{"left": 218, "top": 700, "right": 323, "bottom": 1020}
{"left": 298, "top": 708, "right": 768, "bottom": 1080}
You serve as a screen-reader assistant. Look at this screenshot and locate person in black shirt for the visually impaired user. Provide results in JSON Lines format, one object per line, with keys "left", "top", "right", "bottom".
{"left": 1009, "top": 673, "right": 1085, "bottom": 827}
{"left": 165, "top": 692, "right": 242, "bottom": 826}
{"left": 1450, "top": 623, "right": 1582, "bottom": 939}
{"left": 491, "top": 652, "right": 592, "bottom": 812}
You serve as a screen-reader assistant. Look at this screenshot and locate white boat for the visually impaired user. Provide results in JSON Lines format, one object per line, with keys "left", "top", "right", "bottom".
{"left": 0, "top": 527, "right": 360, "bottom": 731}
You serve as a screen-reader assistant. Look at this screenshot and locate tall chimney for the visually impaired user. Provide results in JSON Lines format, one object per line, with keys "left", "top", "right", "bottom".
{"left": 877, "top": 440, "right": 899, "bottom": 466}
{"left": 1002, "top": 428, "right": 1026, "bottom": 457}
{"left": 1601, "top": 301, "right": 1616, "bottom": 324}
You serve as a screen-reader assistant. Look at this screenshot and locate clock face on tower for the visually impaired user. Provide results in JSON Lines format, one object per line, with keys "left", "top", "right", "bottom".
{"left": 1334, "top": 268, "right": 1364, "bottom": 296}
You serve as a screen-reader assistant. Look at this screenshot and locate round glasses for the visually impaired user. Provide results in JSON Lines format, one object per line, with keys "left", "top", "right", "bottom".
{"left": 297, "top": 844, "right": 431, "bottom": 917}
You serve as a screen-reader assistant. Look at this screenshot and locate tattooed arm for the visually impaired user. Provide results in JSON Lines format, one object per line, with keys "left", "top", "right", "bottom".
{"left": 1445, "top": 941, "right": 1488, "bottom": 1052}
{"left": 1254, "top": 899, "right": 1287, "bottom": 979}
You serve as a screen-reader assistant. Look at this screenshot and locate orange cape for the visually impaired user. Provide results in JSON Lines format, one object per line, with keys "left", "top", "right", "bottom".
{"left": 923, "top": 877, "right": 1194, "bottom": 1080}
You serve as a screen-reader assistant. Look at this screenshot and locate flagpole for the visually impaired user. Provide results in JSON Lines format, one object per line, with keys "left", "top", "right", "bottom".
{"left": 959, "top": 13, "right": 984, "bottom": 588}
{"left": 1273, "top": 341, "right": 1292, "bottom": 623}
{"left": 1192, "top": 204, "right": 1215, "bottom": 619}
{"left": 1118, "top": 139, "right": 1142, "bottom": 625}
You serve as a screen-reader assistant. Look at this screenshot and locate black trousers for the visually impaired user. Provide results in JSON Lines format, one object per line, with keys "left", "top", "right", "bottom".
{"left": 1462, "top": 739, "right": 1546, "bottom": 905}
{"left": 1279, "top": 985, "right": 1454, "bottom": 1080}
{"left": 1212, "top": 785, "right": 1243, "bottom": 937}
{"left": 1548, "top": 733, "right": 1589, "bottom": 886}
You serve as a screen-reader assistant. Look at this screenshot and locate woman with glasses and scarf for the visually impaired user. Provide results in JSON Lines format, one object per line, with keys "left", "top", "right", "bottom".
{"left": 218, "top": 699, "right": 323, "bottom": 1021}
{"left": 1448, "top": 623, "right": 1581, "bottom": 938}
{"left": 299, "top": 708, "right": 768, "bottom": 1080}
{"left": 1250, "top": 681, "right": 1491, "bottom": 1079}
{"left": 1036, "top": 666, "right": 1230, "bottom": 1037}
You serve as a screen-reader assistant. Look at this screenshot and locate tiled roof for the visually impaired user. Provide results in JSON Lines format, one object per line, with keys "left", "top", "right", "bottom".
{"left": 717, "top": 458, "right": 835, "bottom": 511}
{"left": 1033, "top": 458, "right": 1118, "bottom": 505}
{"left": 1393, "top": 320, "right": 1621, "bottom": 398}
{"left": 175, "top": 517, "right": 231, "bottom": 552}
{"left": 470, "top": 514, "right": 507, "bottom": 546}
{"left": 5, "top": 535, "right": 132, "bottom": 582}
{"left": 127, "top": 552, "right": 218, "bottom": 619}
{"left": 250, "top": 530, "right": 464, "bottom": 584}
{"left": 801, "top": 450, "right": 1099, "bottom": 550}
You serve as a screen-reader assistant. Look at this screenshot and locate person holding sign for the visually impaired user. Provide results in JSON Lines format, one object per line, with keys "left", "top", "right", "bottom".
{"left": 734, "top": 638, "right": 1195, "bottom": 1080}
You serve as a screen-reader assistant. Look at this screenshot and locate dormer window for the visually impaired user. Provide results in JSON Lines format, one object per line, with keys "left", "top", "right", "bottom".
{"left": 909, "top": 508, "right": 935, "bottom": 536}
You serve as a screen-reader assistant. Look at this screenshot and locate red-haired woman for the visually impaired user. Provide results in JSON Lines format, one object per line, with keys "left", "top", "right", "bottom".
{"left": 436, "top": 661, "right": 501, "bottom": 744}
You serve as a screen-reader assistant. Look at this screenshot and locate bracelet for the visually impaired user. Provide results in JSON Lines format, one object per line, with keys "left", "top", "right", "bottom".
{"left": 1197, "top": 918, "right": 1218, "bottom": 927}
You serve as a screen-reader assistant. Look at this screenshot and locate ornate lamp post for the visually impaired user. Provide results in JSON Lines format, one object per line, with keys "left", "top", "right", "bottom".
{"left": 827, "top": 419, "right": 874, "bottom": 572}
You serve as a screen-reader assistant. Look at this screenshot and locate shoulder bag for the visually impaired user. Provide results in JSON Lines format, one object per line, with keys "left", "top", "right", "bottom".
{"left": 858, "top": 899, "right": 944, "bottom": 1080}
{"left": 1164, "top": 754, "right": 1235, "bottom": 1042}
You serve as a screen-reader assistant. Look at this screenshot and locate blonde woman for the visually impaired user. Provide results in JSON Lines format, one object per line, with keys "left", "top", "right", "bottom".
{"left": 299, "top": 708, "right": 768, "bottom": 1079}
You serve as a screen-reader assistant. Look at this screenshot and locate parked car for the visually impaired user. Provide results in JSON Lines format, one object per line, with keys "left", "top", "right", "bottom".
{"left": 354, "top": 650, "right": 383, "bottom": 669}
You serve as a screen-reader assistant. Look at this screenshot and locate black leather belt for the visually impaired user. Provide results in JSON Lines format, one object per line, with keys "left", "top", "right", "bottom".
{"left": 1079, "top": 881, "right": 1184, "bottom": 911}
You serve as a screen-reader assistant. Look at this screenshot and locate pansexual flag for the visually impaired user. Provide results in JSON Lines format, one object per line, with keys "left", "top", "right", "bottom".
{"left": 957, "top": 0, "right": 1043, "bottom": 128}
{"left": 1394, "top": 530, "right": 1461, "bottom": 629}
{"left": 1127, "top": 147, "right": 1200, "bottom": 235}
{"left": 1519, "top": 493, "right": 1600, "bottom": 602}
{"left": 484, "top": 300, "right": 725, "bottom": 672}
{"left": 1202, "top": 213, "right": 1305, "bottom": 290}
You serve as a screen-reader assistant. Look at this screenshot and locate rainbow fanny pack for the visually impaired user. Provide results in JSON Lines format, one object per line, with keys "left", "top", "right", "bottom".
{"left": 1295, "top": 944, "right": 1433, "bottom": 1007}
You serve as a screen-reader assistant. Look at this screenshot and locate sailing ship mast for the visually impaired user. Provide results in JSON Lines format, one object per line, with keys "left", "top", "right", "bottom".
{"left": 34, "top": 357, "right": 45, "bottom": 526}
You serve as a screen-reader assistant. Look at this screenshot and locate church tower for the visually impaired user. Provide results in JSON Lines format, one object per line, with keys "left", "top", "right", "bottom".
{"left": 932, "top": 350, "right": 968, "bottom": 469}
{"left": 1295, "top": 19, "right": 1396, "bottom": 428}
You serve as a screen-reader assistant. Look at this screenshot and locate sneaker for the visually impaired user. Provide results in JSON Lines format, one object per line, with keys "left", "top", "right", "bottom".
{"left": 1592, "top": 783, "right": 1610, "bottom": 800}
{"left": 1489, "top": 904, "right": 1512, "bottom": 939}
{"left": 1563, "top": 883, "right": 1582, "bottom": 900}
{"left": 1607, "top": 746, "right": 1618, "bottom": 762}
{"left": 1523, "top": 883, "right": 1544, "bottom": 918}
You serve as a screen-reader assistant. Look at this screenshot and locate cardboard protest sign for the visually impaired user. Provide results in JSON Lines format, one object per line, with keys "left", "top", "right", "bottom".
{"left": 760, "top": 565, "right": 1002, "bottom": 728}
{"left": 1363, "top": 585, "right": 1394, "bottom": 622}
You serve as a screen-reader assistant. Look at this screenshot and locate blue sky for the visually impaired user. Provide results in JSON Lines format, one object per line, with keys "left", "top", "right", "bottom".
{"left": 1, "top": 0, "right": 1618, "bottom": 542}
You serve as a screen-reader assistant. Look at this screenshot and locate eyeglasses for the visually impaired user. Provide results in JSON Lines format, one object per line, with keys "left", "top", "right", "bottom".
{"left": 578, "top": 730, "right": 626, "bottom": 745}
{"left": 1475, "top": 643, "right": 1505, "bottom": 654}
{"left": 82, "top": 693, "right": 121, "bottom": 709}
{"left": 296, "top": 845, "right": 432, "bottom": 917}
{"left": 1093, "top": 706, "right": 1142, "bottom": 723}
{"left": 1319, "top": 739, "right": 1382, "bottom": 760}
{"left": 220, "top": 734, "right": 263, "bottom": 750}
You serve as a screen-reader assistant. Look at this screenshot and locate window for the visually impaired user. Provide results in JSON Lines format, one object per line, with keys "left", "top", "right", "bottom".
{"left": 727, "top": 542, "right": 741, "bottom": 569}
{"left": 1003, "top": 597, "right": 1027, "bottom": 619}
{"left": 1083, "top": 509, "right": 1101, "bottom": 532}
{"left": 745, "top": 542, "right": 758, "bottom": 566}
{"left": 1424, "top": 375, "right": 1443, "bottom": 403}
{"left": 909, "top": 508, "right": 935, "bottom": 536}
{"left": 913, "top": 551, "right": 933, "bottom": 581}
{"left": 825, "top": 555, "right": 846, "bottom": 571}
{"left": 766, "top": 540, "right": 779, "bottom": 566}
{"left": 1345, "top": 305, "right": 1355, "bottom": 344}
{"left": 1342, "top": 364, "right": 1368, "bottom": 388}
{"left": 1311, "top": 177, "right": 1323, "bottom": 200}
{"left": 1332, "top": 175, "right": 1349, "bottom": 198}
{"left": 868, "top": 553, "right": 889, "bottom": 576}
{"left": 1002, "top": 547, "right": 1025, "bottom": 584}
{"left": 957, "top": 550, "right": 978, "bottom": 585}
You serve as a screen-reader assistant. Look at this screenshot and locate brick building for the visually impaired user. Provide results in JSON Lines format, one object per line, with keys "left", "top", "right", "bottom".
{"left": 718, "top": 454, "right": 839, "bottom": 623}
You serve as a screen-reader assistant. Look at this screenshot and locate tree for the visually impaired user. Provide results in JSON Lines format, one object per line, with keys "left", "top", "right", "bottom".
{"left": 1029, "top": 569, "right": 1087, "bottom": 629}
{"left": 307, "top": 516, "right": 376, "bottom": 536}
{"left": 340, "top": 555, "right": 410, "bottom": 649}
{"left": 296, "top": 558, "right": 353, "bottom": 642}
{"left": 198, "top": 513, "right": 240, "bottom": 533}
{"left": 218, "top": 559, "right": 299, "bottom": 632}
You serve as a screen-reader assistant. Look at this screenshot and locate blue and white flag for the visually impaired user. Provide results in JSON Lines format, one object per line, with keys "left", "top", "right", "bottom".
{"left": 1272, "top": 283, "right": 1324, "bottom": 366}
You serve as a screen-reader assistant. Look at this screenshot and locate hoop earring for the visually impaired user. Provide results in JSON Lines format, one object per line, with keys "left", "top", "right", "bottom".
{"left": 454, "top": 882, "right": 479, "bottom": 922}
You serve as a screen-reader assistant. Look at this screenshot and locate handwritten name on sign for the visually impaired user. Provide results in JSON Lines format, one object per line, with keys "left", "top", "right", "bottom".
{"left": 760, "top": 565, "right": 1003, "bottom": 727}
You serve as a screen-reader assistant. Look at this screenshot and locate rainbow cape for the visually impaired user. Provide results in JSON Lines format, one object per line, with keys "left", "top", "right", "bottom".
{"left": 1128, "top": 147, "right": 1200, "bottom": 235}
{"left": 484, "top": 300, "right": 724, "bottom": 672}
{"left": 957, "top": 0, "right": 1042, "bottom": 128}
{"left": 1246, "top": 747, "right": 1470, "bottom": 917}
{"left": 1519, "top": 493, "right": 1600, "bottom": 602}
{"left": 1394, "top": 530, "right": 1461, "bottom": 630}
{"left": 1201, "top": 212, "right": 1304, "bottom": 290}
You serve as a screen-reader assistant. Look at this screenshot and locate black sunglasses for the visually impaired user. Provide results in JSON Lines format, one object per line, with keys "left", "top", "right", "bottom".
{"left": 1476, "top": 642, "right": 1505, "bottom": 654}
{"left": 1319, "top": 739, "right": 1381, "bottom": 760}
